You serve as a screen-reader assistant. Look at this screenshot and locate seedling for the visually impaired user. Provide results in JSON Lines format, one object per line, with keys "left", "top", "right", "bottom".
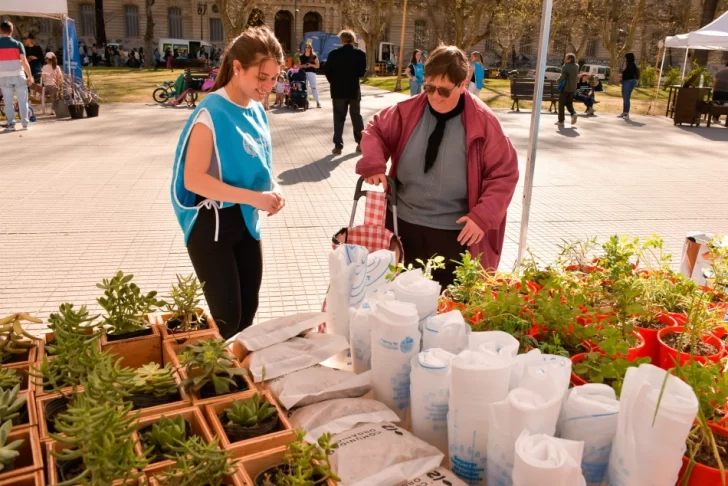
{"left": 386, "top": 255, "right": 446, "bottom": 282}
{"left": 31, "top": 334, "right": 106, "bottom": 394}
{"left": 179, "top": 339, "right": 247, "bottom": 395}
{"left": 165, "top": 274, "right": 207, "bottom": 332}
{"left": 0, "top": 385, "right": 27, "bottom": 425}
{"left": 0, "top": 420, "right": 23, "bottom": 472}
{"left": 446, "top": 252, "right": 486, "bottom": 304}
{"left": 267, "top": 429, "right": 340, "bottom": 485}
{"left": 226, "top": 393, "right": 276, "bottom": 427}
{"left": 97, "top": 271, "right": 164, "bottom": 336}
{"left": 47, "top": 304, "right": 100, "bottom": 342}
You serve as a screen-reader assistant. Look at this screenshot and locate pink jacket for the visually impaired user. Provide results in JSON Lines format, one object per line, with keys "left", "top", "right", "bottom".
{"left": 356, "top": 92, "right": 519, "bottom": 271}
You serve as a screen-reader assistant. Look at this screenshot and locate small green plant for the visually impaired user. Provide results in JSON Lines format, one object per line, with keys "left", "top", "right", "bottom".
{"left": 556, "top": 237, "right": 599, "bottom": 271}
{"left": 640, "top": 64, "right": 657, "bottom": 88}
{"left": 0, "top": 369, "right": 21, "bottom": 390}
{"left": 0, "top": 385, "right": 27, "bottom": 425}
{"left": 97, "top": 271, "right": 164, "bottom": 336}
{"left": 158, "top": 436, "right": 236, "bottom": 486}
{"left": 165, "top": 274, "right": 207, "bottom": 332}
{"left": 226, "top": 393, "right": 277, "bottom": 427}
{"left": 446, "top": 252, "right": 486, "bottom": 304}
{"left": 663, "top": 66, "right": 682, "bottom": 89}
{"left": 80, "top": 353, "right": 135, "bottom": 405}
{"left": 0, "top": 312, "right": 42, "bottom": 361}
{"left": 269, "top": 429, "right": 340, "bottom": 486}
{"left": 31, "top": 332, "right": 106, "bottom": 394}
{"left": 686, "top": 60, "right": 713, "bottom": 87}
{"left": 0, "top": 420, "right": 23, "bottom": 472}
{"left": 706, "top": 235, "right": 728, "bottom": 299}
{"left": 123, "top": 362, "right": 179, "bottom": 397}
{"left": 47, "top": 303, "right": 100, "bottom": 339}
{"left": 144, "top": 415, "right": 188, "bottom": 457}
{"left": 574, "top": 352, "right": 650, "bottom": 396}
{"left": 179, "top": 339, "right": 248, "bottom": 395}
{"left": 386, "top": 255, "right": 446, "bottom": 282}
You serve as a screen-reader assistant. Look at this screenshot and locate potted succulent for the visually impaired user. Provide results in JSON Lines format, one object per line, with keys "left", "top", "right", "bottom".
{"left": 97, "top": 271, "right": 165, "bottom": 369}
{"left": 0, "top": 313, "right": 41, "bottom": 365}
{"left": 0, "top": 385, "right": 31, "bottom": 430}
{"left": 149, "top": 436, "right": 240, "bottom": 486}
{"left": 122, "top": 363, "right": 186, "bottom": 411}
{"left": 0, "top": 369, "right": 23, "bottom": 393}
{"left": 204, "top": 391, "right": 294, "bottom": 454}
{"left": 0, "top": 420, "right": 42, "bottom": 481}
{"left": 657, "top": 299, "right": 725, "bottom": 370}
{"left": 156, "top": 274, "right": 218, "bottom": 341}
{"left": 41, "top": 303, "right": 100, "bottom": 358}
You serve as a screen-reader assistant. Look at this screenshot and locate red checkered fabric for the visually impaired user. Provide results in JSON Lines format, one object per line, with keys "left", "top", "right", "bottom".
{"left": 363, "top": 191, "right": 387, "bottom": 226}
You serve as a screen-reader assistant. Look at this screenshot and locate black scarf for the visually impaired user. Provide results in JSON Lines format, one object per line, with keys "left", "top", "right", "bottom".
{"left": 425, "top": 94, "right": 465, "bottom": 173}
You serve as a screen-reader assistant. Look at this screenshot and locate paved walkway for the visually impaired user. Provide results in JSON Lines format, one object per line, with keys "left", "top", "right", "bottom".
{"left": 2, "top": 78, "right": 727, "bottom": 334}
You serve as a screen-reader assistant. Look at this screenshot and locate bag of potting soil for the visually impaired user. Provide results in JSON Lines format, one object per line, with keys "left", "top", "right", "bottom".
{"left": 512, "top": 430, "right": 586, "bottom": 486}
{"left": 289, "top": 398, "right": 400, "bottom": 443}
{"left": 234, "top": 312, "right": 324, "bottom": 353}
{"left": 395, "top": 467, "right": 467, "bottom": 486}
{"left": 264, "top": 365, "right": 371, "bottom": 410}
{"left": 422, "top": 311, "right": 469, "bottom": 355}
{"left": 329, "top": 422, "right": 444, "bottom": 486}
{"left": 243, "top": 333, "right": 349, "bottom": 382}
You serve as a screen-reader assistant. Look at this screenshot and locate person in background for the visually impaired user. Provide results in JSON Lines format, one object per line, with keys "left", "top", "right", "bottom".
{"left": 105, "top": 45, "right": 112, "bottom": 67}
{"left": 41, "top": 52, "right": 62, "bottom": 113}
{"left": 556, "top": 52, "right": 579, "bottom": 127}
{"left": 138, "top": 47, "right": 145, "bottom": 69}
{"left": 356, "top": 45, "right": 519, "bottom": 286}
{"left": 405, "top": 49, "right": 424, "bottom": 96}
{"left": 23, "top": 34, "right": 44, "bottom": 83}
{"left": 712, "top": 62, "right": 728, "bottom": 123}
{"left": 468, "top": 51, "right": 484, "bottom": 97}
{"left": 575, "top": 73, "right": 596, "bottom": 116}
{"left": 0, "top": 21, "right": 33, "bottom": 131}
{"left": 153, "top": 48, "right": 161, "bottom": 70}
{"left": 81, "top": 44, "right": 89, "bottom": 66}
{"left": 166, "top": 48, "right": 174, "bottom": 71}
{"left": 589, "top": 74, "right": 603, "bottom": 92}
{"left": 274, "top": 74, "right": 287, "bottom": 107}
{"left": 300, "top": 44, "right": 321, "bottom": 108}
{"left": 91, "top": 44, "right": 98, "bottom": 66}
{"left": 619, "top": 52, "right": 639, "bottom": 120}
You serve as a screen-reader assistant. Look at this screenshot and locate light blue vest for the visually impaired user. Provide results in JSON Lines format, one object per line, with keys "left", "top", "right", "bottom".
{"left": 171, "top": 92, "right": 273, "bottom": 244}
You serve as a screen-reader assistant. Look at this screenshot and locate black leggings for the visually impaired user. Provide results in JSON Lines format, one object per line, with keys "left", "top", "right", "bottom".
{"left": 186, "top": 204, "right": 263, "bottom": 339}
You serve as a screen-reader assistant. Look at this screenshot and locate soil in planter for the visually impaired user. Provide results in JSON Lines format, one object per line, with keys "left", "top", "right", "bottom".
{"left": 628, "top": 315, "right": 668, "bottom": 331}
{"left": 45, "top": 396, "right": 70, "bottom": 434}
{"left": 165, "top": 314, "right": 209, "bottom": 334}
{"left": 663, "top": 332, "right": 719, "bottom": 356}
{"left": 139, "top": 419, "right": 194, "bottom": 463}
{"left": 105, "top": 327, "right": 153, "bottom": 342}
{"left": 126, "top": 390, "right": 182, "bottom": 410}
{"left": 198, "top": 375, "right": 248, "bottom": 399}
{"left": 691, "top": 431, "right": 728, "bottom": 469}
{"left": 219, "top": 411, "right": 281, "bottom": 443}
{"left": 11, "top": 403, "right": 29, "bottom": 427}
{"left": 254, "top": 464, "right": 326, "bottom": 486}
{"left": 1, "top": 350, "right": 29, "bottom": 364}
{"left": 57, "top": 457, "right": 86, "bottom": 483}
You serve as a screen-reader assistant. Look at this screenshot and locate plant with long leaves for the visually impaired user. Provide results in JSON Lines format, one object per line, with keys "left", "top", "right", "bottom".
{"left": 0, "top": 369, "right": 21, "bottom": 390}
{"left": 46, "top": 303, "right": 100, "bottom": 341}
{"left": 555, "top": 237, "right": 600, "bottom": 272}
{"left": 157, "top": 436, "right": 236, "bottom": 486}
{"left": 226, "top": 393, "right": 277, "bottom": 427}
{"left": 0, "top": 420, "right": 23, "bottom": 472}
{"left": 165, "top": 274, "right": 207, "bottom": 332}
{"left": 179, "top": 339, "right": 247, "bottom": 395}
{"left": 80, "top": 353, "right": 135, "bottom": 405}
{"left": 31, "top": 333, "right": 106, "bottom": 395}
{"left": 97, "top": 271, "right": 165, "bottom": 336}
{"left": 0, "top": 312, "right": 41, "bottom": 361}
{"left": 269, "top": 429, "right": 340, "bottom": 486}
{"left": 0, "top": 385, "right": 26, "bottom": 425}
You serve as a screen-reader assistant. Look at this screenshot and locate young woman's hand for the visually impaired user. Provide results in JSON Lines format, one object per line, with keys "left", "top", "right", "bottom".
{"left": 267, "top": 188, "right": 286, "bottom": 216}
{"left": 254, "top": 191, "right": 284, "bottom": 214}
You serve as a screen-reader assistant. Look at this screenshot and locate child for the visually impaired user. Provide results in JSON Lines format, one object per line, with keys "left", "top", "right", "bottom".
{"left": 274, "top": 74, "right": 287, "bottom": 107}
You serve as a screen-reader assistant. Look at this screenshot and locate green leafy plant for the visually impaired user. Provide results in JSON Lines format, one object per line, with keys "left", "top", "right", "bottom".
{"left": 0, "top": 312, "right": 42, "bottom": 361}
{"left": 179, "top": 339, "right": 248, "bottom": 395}
{"left": 158, "top": 436, "right": 236, "bottom": 486}
{"left": 31, "top": 331, "right": 106, "bottom": 394}
{"left": 165, "top": 274, "right": 207, "bottom": 332}
{"left": 0, "top": 369, "right": 21, "bottom": 390}
{"left": 663, "top": 66, "right": 681, "bottom": 89}
{"left": 574, "top": 352, "right": 650, "bottom": 396}
{"left": 268, "top": 429, "right": 340, "bottom": 486}
{"left": 79, "top": 353, "right": 135, "bottom": 405}
{"left": 123, "top": 363, "right": 179, "bottom": 397}
{"left": 706, "top": 235, "right": 728, "bottom": 300}
{"left": 226, "top": 393, "right": 277, "bottom": 427}
{"left": 144, "top": 415, "right": 188, "bottom": 457}
{"left": 556, "top": 237, "right": 599, "bottom": 271}
{"left": 640, "top": 64, "right": 657, "bottom": 88}
{"left": 386, "top": 255, "right": 446, "bottom": 282}
{"left": 0, "top": 385, "right": 27, "bottom": 425}
{"left": 686, "top": 60, "right": 713, "bottom": 87}
{"left": 0, "top": 420, "right": 23, "bottom": 472}
{"left": 97, "top": 271, "right": 164, "bottom": 336}
{"left": 446, "top": 252, "right": 486, "bottom": 304}
{"left": 46, "top": 304, "right": 100, "bottom": 341}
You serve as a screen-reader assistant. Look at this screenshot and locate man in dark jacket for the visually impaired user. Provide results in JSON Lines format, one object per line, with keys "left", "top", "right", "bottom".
{"left": 324, "top": 30, "right": 367, "bottom": 155}
{"left": 556, "top": 52, "right": 579, "bottom": 127}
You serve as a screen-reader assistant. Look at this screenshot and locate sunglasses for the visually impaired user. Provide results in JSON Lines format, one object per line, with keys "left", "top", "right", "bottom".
{"left": 422, "top": 84, "right": 457, "bottom": 98}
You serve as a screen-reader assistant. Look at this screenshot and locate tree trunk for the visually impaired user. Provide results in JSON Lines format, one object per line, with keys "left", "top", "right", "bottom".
{"left": 95, "top": 0, "right": 107, "bottom": 45}
{"left": 694, "top": 0, "right": 719, "bottom": 66}
{"left": 366, "top": 34, "right": 377, "bottom": 76}
{"left": 144, "top": 0, "right": 155, "bottom": 69}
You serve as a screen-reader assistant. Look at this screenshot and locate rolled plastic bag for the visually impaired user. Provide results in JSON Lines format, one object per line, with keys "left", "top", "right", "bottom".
{"left": 469, "top": 331, "right": 520, "bottom": 358}
{"left": 557, "top": 384, "right": 619, "bottom": 486}
{"left": 264, "top": 365, "right": 371, "bottom": 409}
{"left": 423, "top": 311, "right": 470, "bottom": 355}
{"left": 371, "top": 300, "right": 421, "bottom": 421}
{"left": 512, "top": 430, "right": 586, "bottom": 486}
{"left": 350, "top": 291, "right": 395, "bottom": 374}
{"left": 234, "top": 312, "right": 324, "bottom": 353}
{"left": 509, "top": 349, "right": 572, "bottom": 394}
{"left": 327, "top": 244, "right": 369, "bottom": 341}
{"left": 410, "top": 348, "right": 455, "bottom": 455}
{"left": 396, "top": 467, "right": 468, "bottom": 486}
{"left": 393, "top": 269, "right": 442, "bottom": 321}
{"left": 606, "top": 364, "right": 698, "bottom": 486}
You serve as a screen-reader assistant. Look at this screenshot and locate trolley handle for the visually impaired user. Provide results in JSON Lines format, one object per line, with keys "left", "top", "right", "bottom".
{"left": 349, "top": 175, "right": 399, "bottom": 238}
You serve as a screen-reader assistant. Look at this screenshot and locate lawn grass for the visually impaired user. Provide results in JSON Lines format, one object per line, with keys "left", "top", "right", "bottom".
{"left": 84, "top": 66, "right": 206, "bottom": 103}
{"left": 363, "top": 76, "right": 670, "bottom": 115}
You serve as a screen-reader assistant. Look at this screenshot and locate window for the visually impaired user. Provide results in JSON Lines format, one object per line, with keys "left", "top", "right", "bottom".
{"left": 209, "top": 18, "right": 223, "bottom": 42}
{"left": 125, "top": 6, "right": 139, "bottom": 37}
{"left": 586, "top": 38, "right": 598, "bottom": 57}
{"left": 79, "top": 4, "right": 95, "bottom": 37}
{"left": 414, "top": 20, "right": 428, "bottom": 50}
{"left": 168, "top": 7, "right": 183, "bottom": 38}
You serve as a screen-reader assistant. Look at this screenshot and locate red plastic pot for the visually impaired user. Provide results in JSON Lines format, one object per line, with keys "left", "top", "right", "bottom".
{"left": 570, "top": 352, "right": 589, "bottom": 387}
{"left": 636, "top": 313, "right": 680, "bottom": 365}
{"left": 565, "top": 264, "right": 604, "bottom": 274}
{"left": 657, "top": 326, "right": 725, "bottom": 370}
{"left": 586, "top": 332, "right": 647, "bottom": 362}
{"left": 676, "top": 423, "right": 728, "bottom": 485}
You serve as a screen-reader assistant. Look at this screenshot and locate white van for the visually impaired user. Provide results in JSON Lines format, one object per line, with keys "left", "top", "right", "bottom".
{"left": 579, "top": 64, "right": 611, "bottom": 81}
{"left": 159, "top": 38, "right": 214, "bottom": 60}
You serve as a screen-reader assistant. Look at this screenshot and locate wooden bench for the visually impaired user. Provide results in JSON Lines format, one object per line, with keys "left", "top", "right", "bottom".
{"left": 510, "top": 79, "right": 558, "bottom": 113}
{"left": 704, "top": 103, "right": 728, "bottom": 127}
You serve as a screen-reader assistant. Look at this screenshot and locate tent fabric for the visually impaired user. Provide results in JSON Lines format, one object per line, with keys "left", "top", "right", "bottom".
{"left": 665, "top": 10, "right": 728, "bottom": 50}
{"left": 0, "top": 0, "right": 68, "bottom": 19}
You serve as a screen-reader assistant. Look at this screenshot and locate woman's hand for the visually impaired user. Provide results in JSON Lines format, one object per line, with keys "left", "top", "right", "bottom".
{"left": 456, "top": 216, "right": 484, "bottom": 246}
{"left": 267, "top": 187, "right": 286, "bottom": 216}
{"left": 253, "top": 191, "right": 284, "bottom": 214}
{"left": 364, "top": 174, "right": 388, "bottom": 190}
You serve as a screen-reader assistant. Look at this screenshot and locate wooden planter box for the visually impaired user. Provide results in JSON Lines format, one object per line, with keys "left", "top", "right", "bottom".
{"left": 234, "top": 446, "right": 338, "bottom": 486}
{"left": 161, "top": 333, "right": 224, "bottom": 368}
{"left": 2, "top": 363, "right": 32, "bottom": 395}
{"left": 0, "top": 427, "right": 42, "bottom": 482}
{"left": 145, "top": 467, "right": 244, "bottom": 486}
{"left": 0, "top": 470, "right": 44, "bottom": 486}
{"left": 1, "top": 342, "right": 39, "bottom": 369}
{"left": 135, "top": 406, "right": 213, "bottom": 475}
{"left": 203, "top": 391, "right": 294, "bottom": 455}
{"left": 46, "top": 440, "right": 145, "bottom": 485}
{"left": 36, "top": 388, "right": 82, "bottom": 442}
{"left": 101, "top": 325, "right": 162, "bottom": 370}
{"left": 149, "top": 309, "right": 220, "bottom": 342}
{"left": 13, "top": 391, "right": 37, "bottom": 432}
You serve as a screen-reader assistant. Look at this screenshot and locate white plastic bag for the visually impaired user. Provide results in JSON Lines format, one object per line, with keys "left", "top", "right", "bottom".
{"left": 512, "top": 430, "right": 586, "bottom": 486}
{"left": 234, "top": 312, "right": 324, "bottom": 352}
{"left": 327, "top": 244, "right": 370, "bottom": 342}
{"left": 396, "top": 467, "right": 468, "bottom": 486}
{"left": 350, "top": 291, "right": 395, "bottom": 374}
{"left": 371, "top": 300, "right": 421, "bottom": 421}
{"left": 469, "top": 331, "right": 520, "bottom": 358}
{"left": 264, "top": 365, "right": 371, "bottom": 410}
{"left": 365, "top": 250, "right": 398, "bottom": 295}
{"left": 423, "top": 311, "right": 470, "bottom": 355}
{"left": 330, "top": 422, "right": 444, "bottom": 486}
{"left": 243, "top": 333, "right": 349, "bottom": 382}
{"left": 410, "top": 349, "right": 455, "bottom": 454}
{"left": 289, "top": 398, "right": 400, "bottom": 443}
{"left": 606, "top": 364, "right": 698, "bottom": 486}
{"left": 509, "top": 349, "right": 572, "bottom": 394}
{"left": 557, "top": 384, "right": 619, "bottom": 486}
{"left": 393, "top": 269, "right": 442, "bottom": 320}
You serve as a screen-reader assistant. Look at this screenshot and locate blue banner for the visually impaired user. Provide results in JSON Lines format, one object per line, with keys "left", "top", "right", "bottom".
{"left": 62, "top": 18, "right": 82, "bottom": 79}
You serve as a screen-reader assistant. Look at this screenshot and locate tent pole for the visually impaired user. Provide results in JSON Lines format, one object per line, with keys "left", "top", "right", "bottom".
{"left": 650, "top": 44, "right": 666, "bottom": 113}
{"left": 681, "top": 47, "right": 689, "bottom": 81}
{"left": 516, "top": 0, "right": 553, "bottom": 267}
{"left": 63, "top": 14, "right": 70, "bottom": 76}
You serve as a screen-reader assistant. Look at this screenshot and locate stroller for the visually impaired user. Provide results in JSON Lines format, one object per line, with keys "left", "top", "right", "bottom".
{"left": 0, "top": 91, "right": 37, "bottom": 126}
{"left": 286, "top": 67, "right": 309, "bottom": 110}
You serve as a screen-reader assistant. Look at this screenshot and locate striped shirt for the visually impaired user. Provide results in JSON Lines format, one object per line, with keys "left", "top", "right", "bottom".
{"left": 0, "top": 36, "right": 25, "bottom": 78}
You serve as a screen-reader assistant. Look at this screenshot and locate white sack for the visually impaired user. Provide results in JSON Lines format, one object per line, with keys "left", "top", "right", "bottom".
{"left": 469, "top": 331, "right": 520, "bottom": 358}
{"left": 557, "top": 384, "right": 619, "bottom": 486}
{"left": 512, "top": 430, "right": 586, "bottom": 486}
{"left": 393, "top": 269, "right": 442, "bottom": 320}
{"left": 396, "top": 467, "right": 468, "bottom": 486}
{"left": 264, "top": 365, "right": 371, "bottom": 410}
{"left": 330, "top": 422, "right": 444, "bottom": 486}
{"left": 289, "top": 398, "right": 399, "bottom": 443}
{"left": 410, "top": 348, "right": 455, "bottom": 455}
{"left": 606, "top": 364, "right": 698, "bottom": 486}
{"left": 365, "top": 250, "right": 398, "bottom": 295}
{"left": 234, "top": 312, "right": 324, "bottom": 352}
{"left": 509, "top": 349, "right": 572, "bottom": 394}
{"left": 243, "top": 333, "right": 349, "bottom": 382}
{"left": 371, "top": 300, "right": 421, "bottom": 421}
{"left": 423, "top": 311, "right": 470, "bottom": 355}
{"left": 350, "top": 291, "right": 395, "bottom": 374}
{"left": 327, "top": 244, "right": 370, "bottom": 342}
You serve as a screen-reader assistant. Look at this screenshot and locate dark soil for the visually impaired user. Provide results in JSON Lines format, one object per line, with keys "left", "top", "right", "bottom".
{"left": 198, "top": 374, "right": 248, "bottom": 399}
{"left": 45, "top": 396, "right": 70, "bottom": 434}
{"left": 125, "top": 391, "right": 182, "bottom": 410}
{"left": 254, "top": 464, "right": 326, "bottom": 485}
{"left": 105, "top": 327, "right": 153, "bottom": 342}
{"left": 166, "top": 314, "right": 209, "bottom": 333}
{"left": 663, "top": 332, "right": 719, "bottom": 356}
{"left": 1, "top": 349, "right": 29, "bottom": 364}
{"left": 220, "top": 411, "right": 280, "bottom": 443}
{"left": 692, "top": 431, "right": 728, "bottom": 469}
{"left": 630, "top": 316, "right": 668, "bottom": 331}
{"left": 139, "top": 419, "right": 194, "bottom": 463}
{"left": 57, "top": 458, "right": 85, "bottom": 482}
{"left": 11, "top": 403, "right": 29, "bottom": 427}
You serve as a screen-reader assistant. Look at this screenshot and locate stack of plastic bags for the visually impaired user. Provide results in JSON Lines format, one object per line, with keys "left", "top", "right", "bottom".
{"left": 423, "top": 310, "right": 470, "bottom": 355}
{"left": 512, "top": 431, "right": 586, "bottom": 486}
{"left": 410, "top": 348, "right": 455, "bottom": 454}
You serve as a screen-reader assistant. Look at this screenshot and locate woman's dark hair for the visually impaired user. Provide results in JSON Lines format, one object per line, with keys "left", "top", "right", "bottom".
{"left": 212, "top": 26, "right": 285, "bottom": 91}
{"left": 625, "top": 52, "right": 636, "bottom": 64}
{"left": 410, "top": 49, "right": 422, "bottom": 65}
{"left": 424, "top": 44, "right": 468, "bottom": 86}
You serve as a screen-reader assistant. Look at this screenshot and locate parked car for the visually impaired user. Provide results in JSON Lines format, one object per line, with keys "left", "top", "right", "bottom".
{"left": 545, "top": 66, "right": 562, "bottom": 80}
{"left": 579, "top": 64, "right": 611, "bottom": 81}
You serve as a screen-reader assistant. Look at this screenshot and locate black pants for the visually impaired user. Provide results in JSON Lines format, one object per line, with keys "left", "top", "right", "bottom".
{"left": 386, "top": 211, "right": 463, "bottom": 288}
{"left": 558, "top": 90, "right": 576, "bottom": 123}
{"left": 186, "top": 204, "right": 263, "bottom": 339}
{"left": 333, "top": 98, "right": 364, "bottom": 147}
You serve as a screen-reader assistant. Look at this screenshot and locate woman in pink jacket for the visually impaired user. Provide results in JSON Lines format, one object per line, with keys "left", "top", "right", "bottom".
{"left": 356, "top": 45, "right": 519, "bottom": 285}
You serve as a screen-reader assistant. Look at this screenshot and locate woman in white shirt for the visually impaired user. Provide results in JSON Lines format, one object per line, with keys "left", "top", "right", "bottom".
{"left": 41, "top": 52, "right": 63, "bottom": 113}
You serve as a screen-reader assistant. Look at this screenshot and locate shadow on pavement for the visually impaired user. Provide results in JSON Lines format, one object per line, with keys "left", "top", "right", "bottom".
{"left": 678, "top": 125, "right": 728, "bottom": 141}
{"left": 277, "top": 152, "right": 359, "bottom": 186}
{"left": 556, "top": 126, "right": 581, "bottom": 137}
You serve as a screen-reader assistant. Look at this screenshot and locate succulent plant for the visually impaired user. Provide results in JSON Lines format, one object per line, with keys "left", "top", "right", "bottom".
{"left": 31, "top": 335, "right": 105, "bottom": 394}
{"left": 97, "top": 271, "right": 164, "bottom": 336}
{"left": 158, "top": 436, "right": 236, "bottom": 486}
{"left": 80, "top": 353, "right": 135, "bottom": 405}
{"left": 179, "top": 339, "right": 247, "bottom": 396}
{"left": 267, "top": 429, "right": 340, "bottom": 486}
{"left": 144, "top": 415, "right": 188, "bottom": 457}
{"left": 226, "top": 393, "right": 276, "bottom": 427}
{"left": 0, "top": 385, "right": 26, "bottom": 425}
{"left": 46, "top": 304, "right": 100, "bottom": 355}
{"left": 123, "top": 363, "right": 179, "bottom": 397}
{"left": 0, "top": 369, "right": 22, "bottom": 390}
{"left": 165, "top": 274, "right": 207, "bottom": 332}
{"left": 0, "top": 313, "right": 41, "bottom": 361}
{"left": 0, "top": 420, "right": 23, "bottom": 472}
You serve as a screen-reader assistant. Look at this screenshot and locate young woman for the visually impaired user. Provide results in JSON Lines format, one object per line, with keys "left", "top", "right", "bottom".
{"left": 300, "top": 44, "right": 321, "bottom": 108}
{"left": 171, "top": 26, "right": 286, "bottom": 339}
{"left": 405, "top": 49, "right": 424, "bottom": 96}
{"left": 468, "top": 51, "right": 484, "bottom": 96}
{"left": 620, "top": 52, "right": 639, "bottom": 120}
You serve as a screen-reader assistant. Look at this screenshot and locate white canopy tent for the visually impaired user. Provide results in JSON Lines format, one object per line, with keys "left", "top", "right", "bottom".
{"left": 0, "top": 0, "right": 68, "bottom": 19}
